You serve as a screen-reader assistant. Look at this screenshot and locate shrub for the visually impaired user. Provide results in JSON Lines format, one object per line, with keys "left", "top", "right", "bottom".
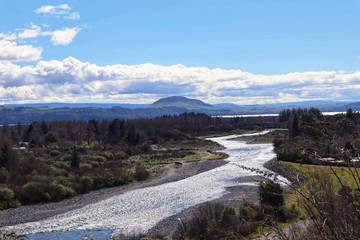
{"left": 114, "top": 151, "right": 128, "bottom": 160}
{"left": 0, "top": 186, "right": 14, "bottom": 201}
{"left": 47, "top": 182, "right": 75, "bottom": 201}
{"left": 49, "top": 150, "right": 61, "bottom": 157}
{"left": 100, "top": 151, "right": 113, "bottom": 160}
{"left": 134, "top": 164, "right": 150, "bottom": 181}
{"left": 0, "top": 167, "right": 8, "bottom": 183}
{"left": 44, "top": 132, "right": 58, "bottom": 144}
{"left": 80, "top": 162, "right": 93, "bottom": 170}
{"left": 84, "top": 155, "right": 107, "bottom": 163}
{"left": 0, "top": 186, "right": 20, "bottom": 210}
{"left": 259, "top": 180, "right": 284, "bottom": 207}
{"left": 239, "top": 202, "right": 258, "bottom": 220}
{"left": 179, "top": 203, "right": 225, "bottom": 240}
{"left": 21, "top": 182, "right": 51, "bottom": 203}
{"left": 220, "top": 206, "right": 238, "bottom": 228}
{"left": 238, "top": 222, "right": 257, "bottom": 237}
{"left": 80, "top": 176, "right": 93, "bottom": 193}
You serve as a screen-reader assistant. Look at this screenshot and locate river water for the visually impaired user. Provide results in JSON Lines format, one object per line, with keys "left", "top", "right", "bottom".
{"left": 4, "top": 130, "right": 288, "bottom": 239}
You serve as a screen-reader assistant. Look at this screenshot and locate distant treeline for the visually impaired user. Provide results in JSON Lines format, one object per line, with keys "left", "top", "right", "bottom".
{"left": 0, "top": 113, "right": 280, "bottom": 148}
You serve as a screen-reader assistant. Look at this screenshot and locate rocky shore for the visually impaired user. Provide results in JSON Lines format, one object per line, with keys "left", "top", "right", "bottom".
{"left": 264, "top": 159, "right": 305, "bottom": 185}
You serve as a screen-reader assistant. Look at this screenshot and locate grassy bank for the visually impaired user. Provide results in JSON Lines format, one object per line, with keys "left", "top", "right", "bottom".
{"left": 282, "top": 161, "right": 360, "bottom": 189}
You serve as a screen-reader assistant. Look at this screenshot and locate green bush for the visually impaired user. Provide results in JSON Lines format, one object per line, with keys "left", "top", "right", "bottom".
{"left": 114, "top": 151, "right": 128, "bottom": 160}
{"left": 220, "top": 206, "right": 238, "bottom": 228}
{"left": 83, "top": 155, "right": 106, "bottom": 164}
{"left": 0, "top": 186, "right": 14, "bottom": 201}
{"left": 21, "top": 182, "right": 51, "bottom": 203}
{"left": 0, "top": 186, "right": 20, "bottom": 210}
{"left": 45, "top": 132, "right": 58, "bottom": 144}
{"left": 61, "top": 154, "right": 72, "bottom": 162}
{"left": 49, "top": 150, "right": 61, "bottom": 157}
{"left": 80, "top": 176, "right": 93, "bottom": 193}
{"left": 134, "top": 164, "right": 150, "bottom": 181}
{"left": 239, "top": 203, "right": 258, "bottom": 220}
{"left": 80, "top": 162, "right": 93, "bottom": 170}
{"left": 0, "top": 167, "right": 8, "bottom": 183}
{"left": 238, "top": 222, "right": 257, "bottom": 237}
{"left": 47, "top": 182, "right": 75, "bottom": 201}
{"left": 259, "top": 180, "right": 284, "bottom": 207}
{"left": 53, "top": 161, "right": 70, "bottom": 170}
{"left": 100, "top": 151, "right": 113, "bottom": 160}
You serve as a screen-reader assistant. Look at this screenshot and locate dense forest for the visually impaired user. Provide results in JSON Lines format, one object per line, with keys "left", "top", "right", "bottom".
{"left": 0, "top": 113, "right": 280, "bottom": 210}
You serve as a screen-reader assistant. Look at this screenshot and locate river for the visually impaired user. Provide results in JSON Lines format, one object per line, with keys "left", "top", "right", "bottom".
{"left": 3, "top": 130, "right": 288, "bottom": 239}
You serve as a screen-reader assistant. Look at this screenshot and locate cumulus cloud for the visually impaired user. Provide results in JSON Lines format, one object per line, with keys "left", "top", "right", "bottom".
{"left": 0, "top": 24, "right": 81, "bottom": 49}
{"left": 1, "top": 57, "right": 360, "bottom": 104}
{"left": 0, "top": 5, "right": 81, "bottom": 64}
{"left": 35, "top": 4, "right": 80, "bottom": 20}
{"left": 18, "top": 24, "right": 42, "bottom": 39}
{"left": 45, "top": 27, "right": 81, "bottom": 46}
{"left": 0, "top": 40, "right": 42, "bottom": 62}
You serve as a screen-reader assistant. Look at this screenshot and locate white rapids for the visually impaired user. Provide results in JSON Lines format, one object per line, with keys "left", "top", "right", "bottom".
{"left": 4, "top": 130, "right": 289, "bottom": 235}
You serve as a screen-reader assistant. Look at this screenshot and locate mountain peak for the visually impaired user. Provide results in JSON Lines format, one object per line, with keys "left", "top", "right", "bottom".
{"left": 151, "top": 96, "right": 213, "bottom": 109}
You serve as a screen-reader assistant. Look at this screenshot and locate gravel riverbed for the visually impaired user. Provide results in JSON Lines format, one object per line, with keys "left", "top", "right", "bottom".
{"left": 0, "top": 160, "right": 227, "bottom": 228}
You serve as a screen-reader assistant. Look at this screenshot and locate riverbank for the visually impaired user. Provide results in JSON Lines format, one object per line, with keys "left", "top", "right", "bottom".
{"left": 146, "top": 175, "right": 263, "bottom": 239}
{"left": 264, "top": 159, "right": 305, "bottom": 185}
{"left": 0, "top": 159, "right": 227, "bottom": 228}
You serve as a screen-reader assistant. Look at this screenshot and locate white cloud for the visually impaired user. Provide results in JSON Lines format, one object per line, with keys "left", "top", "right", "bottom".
{"left": 65, "top": 12, "right": 81, "bottom": 20}
{"left": 45, "top": 27, "right": 81, "bottom": 46}
{"left": 1, "top": 57, "right": 360, "bottom": 104}
{"left": 0, "top": 40, "right": 42, "bottom": 62}
{"left": 1, "top": 23, "right": 81, "bottom": 49}
{"left": 0, "top": 32, "right": 17, "bottom": 41}
{"left": 35, "top": 4, "right": 80, "bottom": 20}
{"left": 18, "top": 24, "right": 42, "bottom": 39}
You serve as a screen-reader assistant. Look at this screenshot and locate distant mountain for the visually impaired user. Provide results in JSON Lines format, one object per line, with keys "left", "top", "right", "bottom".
{"left": 150, "top": 96, "right": 214, "bottom": 110}
{"left": 214, "top": 103, "right": 241, "bottom": 109}
{"left": 4, "top": 103, "right": 149, "bottom": 109}
{"left": 2, "top": 97, "right": 360, "bottom": 124}
{"left": 340, "top": 102, "right": 360, "bottom": 111}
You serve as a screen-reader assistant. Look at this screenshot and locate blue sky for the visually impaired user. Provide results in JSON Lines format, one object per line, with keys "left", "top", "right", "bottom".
{"left": 1, "top": 1, "right": 360, "bottom": 104}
